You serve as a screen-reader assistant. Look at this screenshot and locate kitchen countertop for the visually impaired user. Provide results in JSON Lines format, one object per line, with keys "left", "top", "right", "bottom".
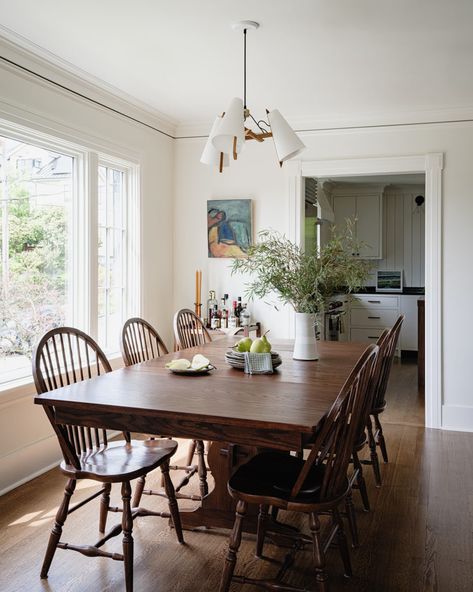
{"left": 354, "top": 286, "right": 425, "bottom": 296}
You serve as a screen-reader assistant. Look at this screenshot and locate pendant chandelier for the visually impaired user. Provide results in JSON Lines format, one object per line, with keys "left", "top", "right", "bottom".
{"left": 200, "top": 21, "right": 306, "bottom": 173}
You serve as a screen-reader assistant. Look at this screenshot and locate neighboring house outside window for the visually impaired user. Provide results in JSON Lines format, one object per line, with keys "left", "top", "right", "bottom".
{"left": 0, "top": 131, "right": 139, "bottom": 388}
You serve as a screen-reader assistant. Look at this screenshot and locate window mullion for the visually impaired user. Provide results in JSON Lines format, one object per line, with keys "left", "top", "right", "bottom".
{"left": 88, "top": 152, "right": 99, "bottom": 339}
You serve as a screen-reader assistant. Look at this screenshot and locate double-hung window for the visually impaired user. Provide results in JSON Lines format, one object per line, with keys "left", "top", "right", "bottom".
{"left": 0, "top": 126, "right": 140, "bottom": 388}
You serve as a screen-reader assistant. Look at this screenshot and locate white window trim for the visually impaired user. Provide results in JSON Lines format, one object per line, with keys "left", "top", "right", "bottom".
{"left": 0, "top": 118, "right": 141, "bottom": 394}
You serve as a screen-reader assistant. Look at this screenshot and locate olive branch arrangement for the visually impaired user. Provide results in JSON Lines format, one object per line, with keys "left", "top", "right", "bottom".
{"left": 232, "top": 222, "right": 371, "bottom": 314}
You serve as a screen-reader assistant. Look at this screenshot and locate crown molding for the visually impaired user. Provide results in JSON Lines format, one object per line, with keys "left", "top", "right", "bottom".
{"left": 0, "top": 25, "right": 178, "bottom": 138}
{"left": 175, "top": 104, "right": 473, "bottom": 139}
{"left": 2, "top": 24, "right": 473, "bottom": 143}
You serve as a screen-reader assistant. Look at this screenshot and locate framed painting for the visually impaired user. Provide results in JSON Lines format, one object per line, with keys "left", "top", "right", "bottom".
{"left": 207, "top": 199, "right": 252, "bottom": 258}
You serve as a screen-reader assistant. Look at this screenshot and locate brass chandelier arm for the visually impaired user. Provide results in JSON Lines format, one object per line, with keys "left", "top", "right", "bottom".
{"left": 245, "top": 128, "right": 273, "bottom": 142}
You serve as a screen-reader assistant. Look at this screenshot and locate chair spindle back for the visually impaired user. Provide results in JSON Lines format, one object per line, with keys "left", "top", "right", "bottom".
{"left": 353, "top": 329, "right": 389, "bottom": 443}
{"left": 121, "top": 317, "right": 168, "bottom": 366}
{"left": 173, "top": 308, "right": 211, "bottom": 350}
{"left": 371, "top": 315, "right": 404, "bottom": 410}
{"left": 291, "top": 344, "right": 379, "bottom": 502}
{"left": 32, "top": 327, "right": 114, "bottom": 470}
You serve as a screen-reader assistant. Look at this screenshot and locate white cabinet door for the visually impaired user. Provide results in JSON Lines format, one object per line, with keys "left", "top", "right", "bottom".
{"left": 400, "top": 295, "right": 419, "bottom": 351}
{"left": 332, "top": 193, "right": 382, "bottom": 259}
{"left": 333, "top": 196, "right": 358, "bottom": 255}
{"left": 356, "top": 194, "right": 382, "bottom": 259}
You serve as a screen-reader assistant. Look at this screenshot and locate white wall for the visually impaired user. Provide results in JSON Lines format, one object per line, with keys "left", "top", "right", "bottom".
{"left": 0, "top": 60, "right": 175, "bottom": 494}
{"left": 378, "top": 187, "right": 425, "bottom": 287}
{"left": 173, "top": 139, "right": 293, "bottom": 339}
{"left": 174, "top": 122, "right": 473, "bottom": 430}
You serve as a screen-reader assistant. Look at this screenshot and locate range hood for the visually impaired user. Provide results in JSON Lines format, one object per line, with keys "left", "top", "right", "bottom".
{"left": 305, "top": 178, "right": 335, "bottom": 223}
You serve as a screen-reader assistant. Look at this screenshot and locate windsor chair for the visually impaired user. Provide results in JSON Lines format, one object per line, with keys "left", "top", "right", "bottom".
{"left": 173, "top": 308, "right": 212, "bottom": 351}
{"left": 362, "top": 315, "right": 404, "bottom": 486}
{"left": 121, "top": 317, "right": 207, "bottom": 504}
{"left": 219, "top": 344, "right": 379, "bottom": 592}
{"left": 33, "top": 327, "right": 183, "bottom": 592}
{"left": 172, "top": 308, "right": 212, "bottom": 491}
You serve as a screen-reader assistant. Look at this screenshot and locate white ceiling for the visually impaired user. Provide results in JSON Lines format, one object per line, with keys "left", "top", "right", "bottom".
{"left": 1, "top": 0, "right": 473, "bottom": 133}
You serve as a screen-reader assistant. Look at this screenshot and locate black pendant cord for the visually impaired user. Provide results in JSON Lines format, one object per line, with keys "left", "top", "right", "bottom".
{"left": 243, "top": 28, "right": 247, "bottom": 110}
{"left": 243, "top": 28, "right": 269, "bottom": 133}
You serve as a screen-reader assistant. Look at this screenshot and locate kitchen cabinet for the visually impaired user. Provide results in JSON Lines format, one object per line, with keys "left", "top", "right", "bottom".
{"left": 332, "top": 192, "right": 383, "bottom": 259}
{"left": 347, "top": 293, "right": 422, "bottom": 354}
{"left": 400, "top": 294, "right": 421, "bottom": 351}
{"left": 349, "top": 294, "right": 400, "bottom": 355}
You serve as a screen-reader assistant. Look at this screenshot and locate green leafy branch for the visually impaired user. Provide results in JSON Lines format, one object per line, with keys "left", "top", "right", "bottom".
{"left": 231, "top": 221, "right": 371, "bottom": 314}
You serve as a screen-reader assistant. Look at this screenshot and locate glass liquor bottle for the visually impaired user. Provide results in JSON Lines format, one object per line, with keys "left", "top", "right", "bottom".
{"left": 240, "top": 304, "right": 251, "bottom": 327}
{"left": 211, "top": 304, "right": 220, "bottom": 329}
{"left": 207, "top": 290, "right": 218, "bottom": 328}
{"left": 220, "top": 297, "right": 228, "bottom": 329}
{"left": 228, "top": 302, "right": 238, "bottom": 328}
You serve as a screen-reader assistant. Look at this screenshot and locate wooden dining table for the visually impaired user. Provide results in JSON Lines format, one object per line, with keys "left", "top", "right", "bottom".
{"left": 34, "top": 337, "right": 367, "bottom": 532}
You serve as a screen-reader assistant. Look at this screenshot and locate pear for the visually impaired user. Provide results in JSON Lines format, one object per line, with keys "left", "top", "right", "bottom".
{"left": 191, "top": 354, "right": 211, "bottom": 370}
{"left": 250, "top": 331, "right": 271, "bottom": 354}
{"left": 261, "top": 331, "right": 271, "bottom": 353}
{"left": 235, "top": 337, "right": 252, "bottom": 352}
{"left": 166, "top": 359, "right": 191, "bottom": 370}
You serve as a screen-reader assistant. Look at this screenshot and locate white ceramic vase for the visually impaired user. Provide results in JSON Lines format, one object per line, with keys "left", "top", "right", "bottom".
{"left": 293, "top": 312, "right": 319, "bottom": 361}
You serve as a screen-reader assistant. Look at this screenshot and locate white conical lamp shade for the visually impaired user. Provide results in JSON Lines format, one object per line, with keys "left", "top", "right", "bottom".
{"left": 212, "top": 97, "right": 245, "bottom": 155}
{"left": 200, "top": 116, "right": 229, "bottom": 167}
{"left": 267, "top": 109, "right": 305, "bottom": 162}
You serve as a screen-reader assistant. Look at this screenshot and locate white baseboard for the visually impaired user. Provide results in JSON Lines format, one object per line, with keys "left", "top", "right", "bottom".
{"left": 0, "top": 435, "right": 61, "bottom": 496}
{"left": 442, "top": 405, "right": 473, "bottom": 432}
{"left": 0, "top": 430, "right": 122, "bottom": 496}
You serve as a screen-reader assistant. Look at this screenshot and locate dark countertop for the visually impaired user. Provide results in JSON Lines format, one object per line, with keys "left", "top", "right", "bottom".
{"left": 354, "top": 286, "right": 425, "bottom": 296}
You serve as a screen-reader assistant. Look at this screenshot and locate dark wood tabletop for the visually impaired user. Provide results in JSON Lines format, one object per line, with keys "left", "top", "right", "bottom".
{"left": 34, "top": 337, "right": 366, "bottom": 445}
{"left": 34, "top": 337, "right": 367, "bottom": 530}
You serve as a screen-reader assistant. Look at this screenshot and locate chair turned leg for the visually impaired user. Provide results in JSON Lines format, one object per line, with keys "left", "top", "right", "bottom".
{"left": 352, "top": 451, "right": 370, "bottom": 512}
{"left": 345, "top": 491, "right": 359, "bottom": 548}
{"left": 99, "top": 483, "right": 112, "bottom": 532}
{"left": 367, "top": 417, "right": 382, "bottom": 487}
{"left": 309, "top": 512, "right": 329, "bottom": 592}
{"left": 161, "top": 461, "right": 184, "bottom": 544}
{"left": 256, "top": 504, "right": 269, "bottom": 557}
{"left": 132, "top": 475, "right": 146, "bottom": 508}
{"left": 333, "top": 508, "right": 353, "bottom": 578}
{"left": 219, "top": 500, "right": 248, "bottom": 592}
{"left": 196, "top": 440, "right": 208, "bottom": 498}
{"left": 121, "top": 481, "right": 134, "bottom": 592}
{"left": 41, "top": 478, "right": 76, "bottom": 578}
{"left": 374, "top": 414, "right": 389, "bottom": 463}
{"left": 186, "top": 440, "right": 197, "bottom": 467}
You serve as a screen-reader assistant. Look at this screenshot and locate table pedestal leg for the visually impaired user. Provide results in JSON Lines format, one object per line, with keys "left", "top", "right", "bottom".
{"left": 179, "top": 441, "right": 259, "bottom": 531}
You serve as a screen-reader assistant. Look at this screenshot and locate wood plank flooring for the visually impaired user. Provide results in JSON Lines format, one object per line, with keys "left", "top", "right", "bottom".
{"left": 1, "top": 360, "right": 472, "bottom": 592}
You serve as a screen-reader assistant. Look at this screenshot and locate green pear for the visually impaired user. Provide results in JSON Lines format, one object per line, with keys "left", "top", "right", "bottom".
{"left": 236, "top": 337, "right": 252, "bottom": 352}
{"left": 261, "top": 331, "right": 271, "bottom": 353}
{"left": 250, "top": 338, "right": 265, "bottom": 353}
{"left": 250, "top": 330, "right": 271, "bottom": 354}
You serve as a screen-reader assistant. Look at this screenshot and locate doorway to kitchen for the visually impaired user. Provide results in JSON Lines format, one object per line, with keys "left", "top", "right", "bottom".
{"left": 305, "top": 172, "right": 426, "bottom": 427}
{"left": 285, "top": 154, "right": 443, "bottom": 429}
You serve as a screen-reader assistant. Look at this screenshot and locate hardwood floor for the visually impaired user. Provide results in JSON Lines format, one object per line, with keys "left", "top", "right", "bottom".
{"left": 1, "top": 361, "right": 472, "bottom": 592}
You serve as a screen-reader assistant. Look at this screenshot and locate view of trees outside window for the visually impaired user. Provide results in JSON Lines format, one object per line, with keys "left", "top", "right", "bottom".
{"left": 0, "top": 135, "right": 72, "bottom": 383}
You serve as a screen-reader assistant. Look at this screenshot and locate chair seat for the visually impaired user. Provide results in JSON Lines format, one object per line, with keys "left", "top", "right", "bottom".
{"left": 60, "top": 438, "right": 178, "bottom": 482}
{"left": 228, "top": 451, "right": 346, "bottom": 505}
{"left": 370, "top": 401, "right": 387, "bottom": 414}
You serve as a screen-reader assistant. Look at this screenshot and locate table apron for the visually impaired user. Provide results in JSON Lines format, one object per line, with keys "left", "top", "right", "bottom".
{"left": 54, "top": 407, "right": 305, "bottom": 451}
